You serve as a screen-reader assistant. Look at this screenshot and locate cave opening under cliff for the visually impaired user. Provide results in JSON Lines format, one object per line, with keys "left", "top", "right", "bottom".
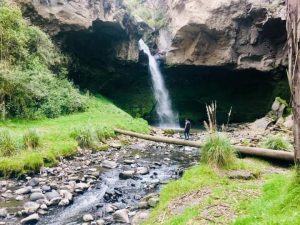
{"left": 59, "top": 23, "right": 290, "bottom": 127}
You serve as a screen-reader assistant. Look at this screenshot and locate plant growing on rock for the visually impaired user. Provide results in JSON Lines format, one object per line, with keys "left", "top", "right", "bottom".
{"left": 23, "top": 129, "right": 40, "bottom": 149}
{"left": 0, "top": 129, "right": 19, "bottom": 157}
{"left": 201, "top": 133, "right": 236, "bottom": 168}
{"left": 260, "top": 135, "right": 292, "bottom": 151}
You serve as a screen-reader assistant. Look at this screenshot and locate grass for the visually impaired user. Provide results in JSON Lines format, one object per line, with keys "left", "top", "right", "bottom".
{"left": 260, "top": 134, "right": 292, "bottom": 151}
{"left": 23, "top": 129, "right": 40, "bottom": 149}
{"left": 142, "top": 158, "right": 270, "bottom": 225}
{"left": 201, "top": 133, "right": 236, "bottom": 168}
{"left": 0, "top": 95, "right": 149, "bottom": 176}
{"left": 233, "top": 171, "right": 300, "bottom": 225}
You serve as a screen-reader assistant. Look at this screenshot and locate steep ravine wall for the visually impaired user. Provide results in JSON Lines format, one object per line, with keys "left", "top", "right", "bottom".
{"left": 15, "top": 0, "right": 290, "bottom": 125}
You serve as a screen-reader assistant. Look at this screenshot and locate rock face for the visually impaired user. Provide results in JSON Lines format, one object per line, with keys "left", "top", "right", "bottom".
{"left": 158, "top": 0, "right": 287, "bottom": 71}
{"left": 16, "top": 0, "right": 151, "bottom": 62}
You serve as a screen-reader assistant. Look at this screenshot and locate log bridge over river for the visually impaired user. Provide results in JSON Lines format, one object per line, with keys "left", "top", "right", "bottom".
{"left": 114, "top": 129, "right": 294, "bottom": 163}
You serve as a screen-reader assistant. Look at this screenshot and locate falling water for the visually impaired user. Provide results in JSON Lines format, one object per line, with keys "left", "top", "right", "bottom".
{"left": 138, "top": 39, "right": 179, "bottom": 128}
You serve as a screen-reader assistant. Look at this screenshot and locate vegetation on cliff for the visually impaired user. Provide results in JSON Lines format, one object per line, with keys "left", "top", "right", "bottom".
{"left": 0, "top": 2, "right": 86, "bottom": 120}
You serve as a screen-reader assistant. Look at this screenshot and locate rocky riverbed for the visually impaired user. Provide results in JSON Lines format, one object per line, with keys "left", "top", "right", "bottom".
{"left": 0, "top": 137, "right": 199, "bottom": 225}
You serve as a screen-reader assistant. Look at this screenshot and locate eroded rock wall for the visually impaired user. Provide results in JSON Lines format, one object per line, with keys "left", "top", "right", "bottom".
{"left": 158, "top": 0, "right": 287, "bottom": 71}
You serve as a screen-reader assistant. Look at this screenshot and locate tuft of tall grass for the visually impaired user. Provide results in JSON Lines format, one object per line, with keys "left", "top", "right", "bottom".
{"left": 96, "top": 127, "right": 115, "bottom": 143}
{"left": 260, "top": 134, "right": 291, "bottom": 151}
{"left": 70, "top": 127, "right": 94, "bottom": 148}
{"left": 201, "top": 133, "right": 236, "bottom": 168}
{"left": 23, "top": 129, "right": 40, "bottom": 149}
{"left": 0, "top": 129, "right": 19, "bottom": 157}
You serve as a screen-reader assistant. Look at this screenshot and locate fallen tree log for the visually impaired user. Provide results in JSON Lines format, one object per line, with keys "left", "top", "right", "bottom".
{"left": 114, "top": 128, "right": 294, "bottom": 162}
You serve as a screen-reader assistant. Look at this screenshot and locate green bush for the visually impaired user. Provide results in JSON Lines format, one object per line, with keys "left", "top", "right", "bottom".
{"left": 0, "top": 3, "right": 87, "bottom": 120}
{"left": 260, "top": 134, "right": 291, "bottom": 151}
{"left": 71, "top": 127, "right": 94, "bottom": 148}
{"left": 0, "top": 129, "right": 19, "bottom": 157}
{"left": 23, "top": 129, "right": 40, "bottom": 149}
{"left": 201, "top": 133, "right": 236, "bottom": 168}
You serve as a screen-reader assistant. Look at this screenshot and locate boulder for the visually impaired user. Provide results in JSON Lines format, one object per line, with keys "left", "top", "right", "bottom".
{"left": 30, "top": 193, "right": 45, "bottom": 201}
{"left": 21, "top": 213, "right": 39, "bottom": 225}
{"left": 113, "top": 209, "right": 130, "bottom": 223}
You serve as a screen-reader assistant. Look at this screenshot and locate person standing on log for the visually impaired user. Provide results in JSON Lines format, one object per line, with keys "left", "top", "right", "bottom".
{"left": 184, "top": 119, "right": 191, "bottom": 140}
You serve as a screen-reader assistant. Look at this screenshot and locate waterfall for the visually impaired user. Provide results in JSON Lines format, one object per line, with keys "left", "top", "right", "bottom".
{"left": 138, "top": 39, "right": 179, "bottom": 128}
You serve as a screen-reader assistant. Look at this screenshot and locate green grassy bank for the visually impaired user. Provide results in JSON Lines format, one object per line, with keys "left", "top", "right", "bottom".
{"left": 142, "top": 159, "right": 298, "bottom": 225}
{"left": 0, "top": 96, "right": 149, "bottom": 176}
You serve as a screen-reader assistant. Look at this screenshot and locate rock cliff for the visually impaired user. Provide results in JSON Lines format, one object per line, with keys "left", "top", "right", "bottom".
{"left": 158, "top": 0, "right": 287, "bottom": 71}
{"left": 16, "top": 0, "right": 150, "bottom": 62}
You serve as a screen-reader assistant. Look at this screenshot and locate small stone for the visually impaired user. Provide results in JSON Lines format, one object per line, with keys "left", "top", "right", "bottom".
{"left": 138, "top": 201, "right": 149, "bottom": 209}
{"left": 28, "top": 178, "right": 39, "bottom": 187}
{"left": 83, "top": 213, "right": 94, "bottom": 222}
{"left": 101, "top": 160, "right": 117, "bottom": 169}
{"left": 148, "top": 197, "right": 159, "bottom": 207}
{"left": 21, "top": 213, "right": 39, "bottom": 224}
{"left": 58, "top": 198, "right": 70, "bottom": 206}
{"left": 119, "top": 170, "right": 135, "bottom": 179}
{"left": 16, "top": 195, "right": 25, "bottom": 201}
{"left": 96, "top": 219, "right": 105, "bottom": 225}
{"left": 136, "top": 167, "right": 149, "bottom": 175}
{"left": 45, "top": 190, "right": 60, "bottom": 201}
{"left": 41, "top": 185, "right": 51, "bottom": 192}
{"left": 0, "top": 208, "right": 8, "bottom": 218}
{"left": 113, "top": 209, "right": 130, "bottom": 223}
{"left": 124, "top": 159, "right": 135, "bottom": 164}
{"left": 228, "top": 171, "right": 255, "bottom": 180}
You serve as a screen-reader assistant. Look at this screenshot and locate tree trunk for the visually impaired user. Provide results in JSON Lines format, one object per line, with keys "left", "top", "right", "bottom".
{"left": 287, "top": 0, "right": 300, "bottom": 167}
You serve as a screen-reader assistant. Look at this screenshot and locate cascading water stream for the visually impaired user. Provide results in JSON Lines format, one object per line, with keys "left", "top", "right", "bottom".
{"left": 138, "top": 39, "right": 179, "bottom": 128}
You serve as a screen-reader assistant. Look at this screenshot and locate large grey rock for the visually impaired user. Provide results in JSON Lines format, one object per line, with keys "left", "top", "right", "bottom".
{"left": 21, "top": 213, "right": 39, "bottom": 225}
{"left": 28, "top": 178, "right": 39, "bottom": 187}
{"left": 24, "top": 202, "right": 40, "bottom": 214}
{"left": 113, "top": 209, "right": 130, "bottom": 223}
{"left": 30, "top": 193, "right": 45, "bottom": 201}
{"left": 45, "top": 190, "right": 60, "bottom": 201}
{"left": 15, "top": 187, "right": 31, "bottom": 195}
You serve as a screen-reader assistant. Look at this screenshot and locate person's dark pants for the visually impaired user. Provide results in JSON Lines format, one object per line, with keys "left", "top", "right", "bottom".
{"left": 184, "top": 131, "right": 190, "bottom": 140}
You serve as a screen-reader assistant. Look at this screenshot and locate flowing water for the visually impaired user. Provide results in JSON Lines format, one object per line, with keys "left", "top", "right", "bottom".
{"left": 138, "top": 39, "right": 179, "bottom": 128}
{"left": 37, "top": 142, "right": 199, "bottom": 225}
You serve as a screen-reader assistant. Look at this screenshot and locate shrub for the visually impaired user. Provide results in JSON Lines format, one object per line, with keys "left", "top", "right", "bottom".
{"left": 201, "top": 133, "right": 236, "bottom": 168}
{"left": 0, "top": 129, "right": 19, "bottom": 157}
{"left": 23, "top": 129, "right": 40, "bottom": 149}
{"left": 71, "top": 127, "right": 94, "bottom": 148}
{"left": 260, "top": 134, "right": 291, "bottom": 151}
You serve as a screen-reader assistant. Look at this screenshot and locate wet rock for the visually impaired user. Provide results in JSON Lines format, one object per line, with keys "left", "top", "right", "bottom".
{"left": 37, "top": 209, "right": 47, "bottom": 215}
{"left": 21, "top": 213, "right": 39, "bottom": 224}
{"left": 16, "top": 187, "right": 31, "bottom": 195}
{"left": 109, "top": 142, "right": 122, "bottom": 149}
{"left": 45, "top": 190, "right": 60, "bottom": 201}
{"left": 28, "top": 178, "right": 40, "bottom": 187}
{"left": 49, "top": 197, "right": 62, "bottom": 206}
{"left": 136, "top": 167, "right": 149, "bottom": 175}
{"left": 113, "top": 209, "right": 130, "bottom": 223}
{"left": 30, "top": 193, "right": 45, "bottom": 201}
{"left": 227, "top": 171, "right": 255, "bottom": 180}
{"left": 119, "top": 170, "right": 135, "bottom": 179}
{"left": 102, "top": 160, "right": 117, "bottom": 169}
{"left": 124, "top": 159, "right": 135, "bottom": 164}
{"left": 0, "top": 208, "right": 8, "bottom": 218}
{"left": 83, "top": 213, "right": 94, "bottom": 222}
{"left": 75, "top": 182, "right": 89, "bottom": 191}
{"left": 24, "top": 202, "right": 40, "bottom": 214}
{"left": 40, "top": 204, "right": 47, "bottom": 210}
{"left": 58, "top": 198, "right": 70, "bottom": 206}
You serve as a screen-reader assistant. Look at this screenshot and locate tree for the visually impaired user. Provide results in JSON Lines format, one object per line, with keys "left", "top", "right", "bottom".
{"left": 286, "top": 0, "right": 300, "bottom": 168}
